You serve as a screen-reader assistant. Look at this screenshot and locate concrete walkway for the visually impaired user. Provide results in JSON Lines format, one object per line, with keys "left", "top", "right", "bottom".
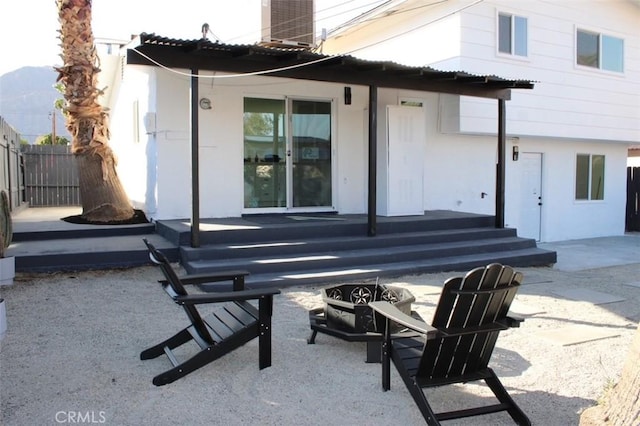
{"left": 538, "top": 233, "right": 640, "bottom": 271}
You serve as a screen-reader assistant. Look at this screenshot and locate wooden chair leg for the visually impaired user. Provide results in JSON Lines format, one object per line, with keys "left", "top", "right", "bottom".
{"left": 484, "top": 369, "right": 531, "bottom": 426}
{"left": 405, "top": 379, "right": 441, "bottom": 425}
{"left": 307, "top": 329, "right": 318, "bottom": 344}
{"left": 381, "top": 318, "right": 391, "bottom": 390}
{"left": 258, "top": 295, "right": 274, "bottom": 370}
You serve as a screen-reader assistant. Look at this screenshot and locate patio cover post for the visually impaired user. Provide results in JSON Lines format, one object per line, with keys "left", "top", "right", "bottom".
{"left": 190, "top": 68, "right": 201, "bottom": 247}
{"left": 368, "top": 85, "right": 377, "bottom": 237}
{"left": 496, "top": 98, "right": 506, "bottom": 228}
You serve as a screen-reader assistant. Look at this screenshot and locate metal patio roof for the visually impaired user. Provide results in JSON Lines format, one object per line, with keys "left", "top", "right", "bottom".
{"left": 127, "top": 33, "right": 534, "bottom": 100}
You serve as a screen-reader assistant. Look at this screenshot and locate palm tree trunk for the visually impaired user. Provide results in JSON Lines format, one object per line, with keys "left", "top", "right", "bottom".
{"left": 580, "top": 324, "right": 640, "bottom": 425}
{"left": 56, "top": 0, "right": 134, "bottom": 223}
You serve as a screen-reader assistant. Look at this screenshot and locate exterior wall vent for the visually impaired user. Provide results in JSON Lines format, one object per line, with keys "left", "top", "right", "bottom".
{"left": 261, "top": 0, "right": 315, "bottom": 48}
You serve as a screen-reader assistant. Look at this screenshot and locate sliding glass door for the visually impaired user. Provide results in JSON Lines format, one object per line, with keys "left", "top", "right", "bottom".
{"left": 243, "top": 98, "right": 286, "bottom": 208}
{"left": 290, "top": 99, "right": 332, "bottom": 207}
{"left": 243, "top": 97, "right": 332, "bottom": 211}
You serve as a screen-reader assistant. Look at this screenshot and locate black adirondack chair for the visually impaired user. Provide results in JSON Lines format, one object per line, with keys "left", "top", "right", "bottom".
{"left": 369, "top": 263, "right": 530, "bottom": 425}
{"left": 141, "top": 239, "right": 281, "bottom": 386}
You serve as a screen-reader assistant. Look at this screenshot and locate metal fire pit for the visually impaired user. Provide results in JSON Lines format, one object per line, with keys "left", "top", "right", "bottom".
{"left": 322, "top": 283, "right": 414, "bottom": 333}
{"left": 307, "top": 282, "right": 415, "bottom": 362}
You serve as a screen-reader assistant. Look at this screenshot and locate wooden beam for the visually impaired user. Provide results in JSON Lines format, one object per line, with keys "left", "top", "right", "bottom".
{"left": 495, "top": 99, "right": 506, "bottom": 229}
{"left": 368, "top": 85, "right": 378, "bottom": 237}
{"left": 190, "top": 68, "right": 200, "bottom": 247}
{"left": 127, "top": 44, "right": 523, "bottom": 100}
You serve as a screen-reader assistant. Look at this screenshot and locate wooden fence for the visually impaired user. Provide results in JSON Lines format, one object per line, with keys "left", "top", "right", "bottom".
{"left": 627, "top": 166, "right": 640, "bottom": 232}
{"left": 21, "top": 145, "right": 80, "bottom": 207}
{"left": 0, "top": 116, "right": 26, "bottom": 211}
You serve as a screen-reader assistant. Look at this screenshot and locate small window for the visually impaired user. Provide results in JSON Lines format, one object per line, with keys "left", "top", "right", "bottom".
{"left": 575, "top": 154, "right": 605, "bottom": 201}
{"left": 498, "top": 13, "right": 527, "bottom": 57}
{"left": 577, "top": 29, "right": 623, "bottom": 72}
{"left": 400, "top": 98, "right": 424, "bottom": 107}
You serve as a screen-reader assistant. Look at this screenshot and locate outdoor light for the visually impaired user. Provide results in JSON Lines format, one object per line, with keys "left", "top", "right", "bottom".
{"left": 512, "top": 145, "right": 519, "bottom": 161}
{"left": 344, "top": 86, "right": 352, "bottom": 105}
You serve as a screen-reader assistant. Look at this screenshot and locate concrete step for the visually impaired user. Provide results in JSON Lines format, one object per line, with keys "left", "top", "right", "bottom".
{"left": 7, "top": 209, "right": 557, "bottom": 283}
{"left": 9, "top": 234, "right": 178, "bottom": 273}
{"left": 175, "top": 213, "right": 556, "bottom": 289}
{"left": 183, "top": 236, "right": 546, "bottom": 276}
{"left": 156, "top": 212, "right": 496, "bottom": 245}
{"left": 180, "top": 227, "right": 518, "bottom": 261}
{"left": 12, "top": 223, "right": 156, "bottom": 242}
{"left": 198, "top": 247, "right": 557, "bottom": 290}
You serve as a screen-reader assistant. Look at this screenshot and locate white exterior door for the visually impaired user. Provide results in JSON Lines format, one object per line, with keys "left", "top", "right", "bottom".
{"left": 386, "top": 106, "right": 426, "bottom": 216}
{"left": 518, "top": 152, "right": 543, "bottom": 240}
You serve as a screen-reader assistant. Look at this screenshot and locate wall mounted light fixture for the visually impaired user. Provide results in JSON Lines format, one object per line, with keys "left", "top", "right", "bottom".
{"left": 512, "top": 145, "right": 519, "bottom": 161}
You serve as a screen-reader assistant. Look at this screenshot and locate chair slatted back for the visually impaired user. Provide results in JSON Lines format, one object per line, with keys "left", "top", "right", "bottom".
{"left": 418, "top": 263, "right": 522, "bottom": 379}
{"left": 143, "top": 239, "right": 216, "bottom": 345}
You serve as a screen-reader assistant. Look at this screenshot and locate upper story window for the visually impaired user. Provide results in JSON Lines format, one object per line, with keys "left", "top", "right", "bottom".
{"left": 498, "top": 12, "right": 527, "bottom": 57}
{"left": 575, "top": 154, "right": 605, "bottom": 201}
{"left": 576, "top": 29, "right": 624, "bottom": 72}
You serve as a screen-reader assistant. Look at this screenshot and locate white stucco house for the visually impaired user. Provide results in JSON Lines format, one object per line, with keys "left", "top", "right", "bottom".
{"left": 321, "top": 0, "right": 640, "bottom": 242}
{"left": 98, "top": 0, "right": 638, "bottom": 243}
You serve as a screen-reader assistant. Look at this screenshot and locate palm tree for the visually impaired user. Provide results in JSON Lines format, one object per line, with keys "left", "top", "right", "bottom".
{"left": 580, "top": 324, "right": 640, "bottom": 425}
{"left": 56, "top": 0, "right": 134, "bottom": 223}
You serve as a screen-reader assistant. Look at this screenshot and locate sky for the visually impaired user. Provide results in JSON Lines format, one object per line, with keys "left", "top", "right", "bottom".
{"left": 0, "top": 0, "right": 385, "bottom": 76}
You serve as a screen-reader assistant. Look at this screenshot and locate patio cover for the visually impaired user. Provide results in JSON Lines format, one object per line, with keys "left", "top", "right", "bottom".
{"left": 126, "top": 33, "right": 535, "bottom": 246}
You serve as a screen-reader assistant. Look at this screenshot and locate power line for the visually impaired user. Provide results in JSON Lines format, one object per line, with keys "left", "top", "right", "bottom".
{"left": 347, "top": 0, "right": 484, "bottom": 55}
{"left": 131, "top": 0, "right": 485, "bottom": 81}
{"left": 225, "top": 0, "right": 389, "bottom": 44}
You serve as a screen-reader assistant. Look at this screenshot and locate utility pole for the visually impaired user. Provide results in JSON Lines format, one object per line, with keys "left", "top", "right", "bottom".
{"left": 51, "top": 110, "right": 57, "bottom": 144}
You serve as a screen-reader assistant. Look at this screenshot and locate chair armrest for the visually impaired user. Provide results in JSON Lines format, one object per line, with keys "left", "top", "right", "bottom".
{"left": 505, "top": 314, "right": 525, "bottom": 328}
{"left": 369, "top": 301, "right": 437, "bottom": 337}
{"left": 175, "top": 270, "right": 250, "bottom": 285}
{"left": 176, "top": 287, "right": 280, "bottom": 305}
{"left": 442, "top": 317, "right": 524, "bottom": 337}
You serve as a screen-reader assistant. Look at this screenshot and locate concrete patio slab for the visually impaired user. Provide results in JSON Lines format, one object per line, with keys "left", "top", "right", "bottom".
{"left": 551, "top": 288, "right": 626, "bottom": 305}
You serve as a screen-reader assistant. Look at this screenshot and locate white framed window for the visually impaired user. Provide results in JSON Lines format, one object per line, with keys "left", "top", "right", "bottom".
{"left": 576, "top": 29, "right": 624, "bottom": 72}
{"left": 575, "top": 154, "right": 605, "bottom": 201}
{"left": 498, "top": 12, "right": 527, "bottom": 57}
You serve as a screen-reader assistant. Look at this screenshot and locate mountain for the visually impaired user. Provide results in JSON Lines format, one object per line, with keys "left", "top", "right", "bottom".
{"left": 0, "top": 66, "right": 70, "bottom": 144}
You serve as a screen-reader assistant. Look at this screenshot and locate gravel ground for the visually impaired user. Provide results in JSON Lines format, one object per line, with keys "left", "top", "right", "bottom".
{"left": 1, "top": 261, "right": 639, "bottom": 426}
